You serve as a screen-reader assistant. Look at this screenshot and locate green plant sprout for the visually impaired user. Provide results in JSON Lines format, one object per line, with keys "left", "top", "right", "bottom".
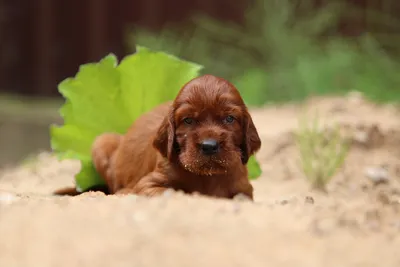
{"left": 49, "top": 46, "right": 262, "bottom": 192}
{"left": 294, "top": 111, "right": 350, "bottom": 191}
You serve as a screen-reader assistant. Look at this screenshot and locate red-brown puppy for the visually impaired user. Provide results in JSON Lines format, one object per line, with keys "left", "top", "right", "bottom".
{"left": 54, "top": 74, "right": 261, "bottom": 199}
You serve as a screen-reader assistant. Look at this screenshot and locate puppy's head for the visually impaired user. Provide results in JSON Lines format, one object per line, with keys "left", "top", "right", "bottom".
{"left": 153, "top": 74, "right": 261, "bottom": 176}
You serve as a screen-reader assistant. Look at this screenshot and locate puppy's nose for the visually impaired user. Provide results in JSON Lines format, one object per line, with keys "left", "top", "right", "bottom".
{"left": 200, "top": 139, "right": 219, "bottom": 155}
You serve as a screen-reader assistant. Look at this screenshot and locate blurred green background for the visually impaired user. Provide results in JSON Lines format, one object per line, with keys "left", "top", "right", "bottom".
{"left": 0, "top": 0, "right": 399, "bottom": 167}
{"left": 130, "top": 0, "right": 400, "bottom": 105}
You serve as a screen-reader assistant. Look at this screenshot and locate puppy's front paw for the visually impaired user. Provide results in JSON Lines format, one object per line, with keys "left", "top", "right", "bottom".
{"left": 232, "top": 193, "right": 253, "bottom": 202}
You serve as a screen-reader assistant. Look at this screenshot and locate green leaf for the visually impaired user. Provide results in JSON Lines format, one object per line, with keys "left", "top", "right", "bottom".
{"left": 117, "top": 46, "right": 203, "bottom": 118}
{"left": 233, "top": 69, "right": 269, "bottom": 107}
{"left": 75, "top": 157, "right": 106, "bottom": 192}
{"left": 247, "top": 155, "right": 262, "bottom": 180}
{"left": 50, "top": 45, "right": 262, "bottom": 191}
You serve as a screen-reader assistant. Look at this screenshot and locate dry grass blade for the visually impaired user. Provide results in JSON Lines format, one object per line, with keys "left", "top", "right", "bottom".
{"left": 295, "top": 111, "right": 350, "bottom": 191}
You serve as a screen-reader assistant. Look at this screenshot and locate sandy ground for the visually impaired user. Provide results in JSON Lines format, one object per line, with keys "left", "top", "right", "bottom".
{"left": 1, "top": 93, "right": 400, "bottom": 267}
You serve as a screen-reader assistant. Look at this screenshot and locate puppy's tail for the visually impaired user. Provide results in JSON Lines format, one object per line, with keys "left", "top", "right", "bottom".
{"left": 53, "top": 186, "right": 82, "bottom": 196}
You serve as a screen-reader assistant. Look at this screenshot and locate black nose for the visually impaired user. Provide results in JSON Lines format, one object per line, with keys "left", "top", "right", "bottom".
{"left": 200, "top": 139, "right": 219, "bottom": 155}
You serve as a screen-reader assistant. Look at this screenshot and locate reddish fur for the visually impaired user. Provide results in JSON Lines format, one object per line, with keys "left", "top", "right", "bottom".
{"left": 54, "top": 74, "right": 261, "bottom": 200}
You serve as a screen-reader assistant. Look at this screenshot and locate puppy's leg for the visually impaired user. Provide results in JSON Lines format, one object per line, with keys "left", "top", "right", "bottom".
{"left": 115, "top": 172, "right": 169, "bottom": 197}
{"left": 92, "top": 133, "right": 122, "bottom": 191}
{"left": 231, "top": 181, "right": 254, "bottom": 201}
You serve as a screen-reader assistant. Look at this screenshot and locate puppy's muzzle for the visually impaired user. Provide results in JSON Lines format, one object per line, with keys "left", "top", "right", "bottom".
{"left": 200, "top": 139, "right": 219, "bottom": 155}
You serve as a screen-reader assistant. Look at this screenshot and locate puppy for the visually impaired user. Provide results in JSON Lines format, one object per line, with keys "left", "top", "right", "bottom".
{"left": 54, "top": 74, "right": 261, "bottom": 200}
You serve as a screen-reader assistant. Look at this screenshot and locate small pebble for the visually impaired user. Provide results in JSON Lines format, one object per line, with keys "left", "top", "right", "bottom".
{"left": 305, "top": 196, "right": 314, "bottom": 204}
{"left": 365, "top": 166, "right": 390, "bottom": 185}
{"left": 80, "top": 191, "right": 106, "bottom": 198}
{"left": 0, "top": 192, "right": 20, "bottom": 205}
{"left": 353, "top": 130, "right": 368, "bottom": 145}
{"left": 162, "top": 188, "right": 175, "bottom": 198}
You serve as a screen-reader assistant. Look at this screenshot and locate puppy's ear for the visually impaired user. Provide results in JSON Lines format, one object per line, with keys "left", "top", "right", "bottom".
{"left": 241, "top": 110, "right": 261, "bottom": 164}
{"left": 153, "top": 110, "right": 176, "bottom": 160}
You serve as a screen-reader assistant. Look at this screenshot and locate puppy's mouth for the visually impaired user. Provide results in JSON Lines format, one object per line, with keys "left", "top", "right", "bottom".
{"left": 181, "top": 155, "right": 229, "bottom": 176}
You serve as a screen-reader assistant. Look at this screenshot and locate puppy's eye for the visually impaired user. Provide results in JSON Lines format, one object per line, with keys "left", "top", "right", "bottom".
{"left": 223, "top": 115, "right": 235, "bottom": 124}
{"left": 183, "top": 117, "right": 194, "bottom": 125}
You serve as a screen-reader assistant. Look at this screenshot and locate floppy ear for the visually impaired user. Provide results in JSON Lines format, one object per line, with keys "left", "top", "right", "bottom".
{"left": 241, "top": 110, "right": 261, "bottom": 164}
{"left": 153, "top": 109, "right": 176, "bottom": 160}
